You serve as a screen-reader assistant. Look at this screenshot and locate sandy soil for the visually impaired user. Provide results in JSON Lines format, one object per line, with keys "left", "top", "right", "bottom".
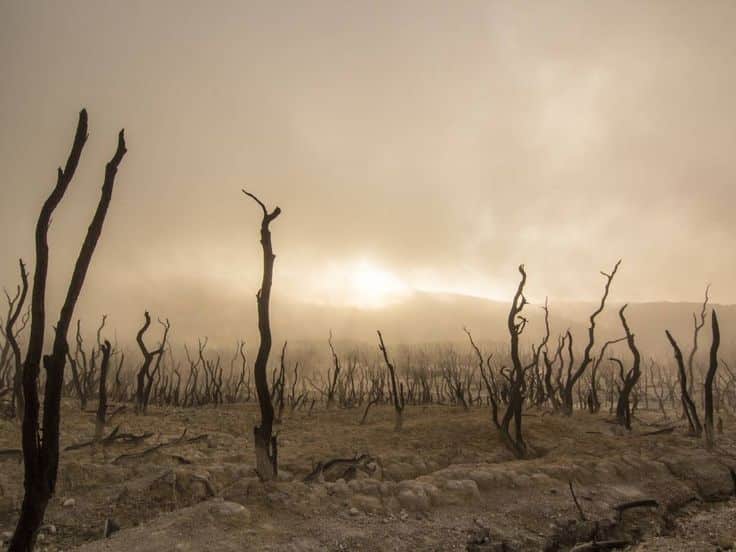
{"left": 1, "top": 401, "right": 736, "bottom": 551}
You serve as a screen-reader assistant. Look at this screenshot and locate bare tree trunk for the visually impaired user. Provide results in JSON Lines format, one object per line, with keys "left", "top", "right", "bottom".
{"left": 11, "top": 110, "right": 126, "bottom": 551}
{"left": 688, "top": 286, "right": 710, "bottom": 400}
{"left": 95, "top": 340, "right": 112, "bottom": 440}
{"left": 704, "top": 310, "right": 720, "bottom": 448}
{"left": 327, "top": 331, "right": 340, "bottom": 409}
{"left": 665, "top": 329, "right": 702, "bottom": 436}
{"left": 497, "top": 265, "right": 544, "bottom": 459}
{"left": 5, "top": 260, "right": 29, "bottom": 421}
{"left": 377, "top": 330, "right": 404, "bottom": 431}
{"left": 134, "top": 313, "right": 168, "bottom": 414}
{"left": 615, "top": 305, "right": 641, "bottom": 430}
{"left": 243, "top": 190, "right": 281, "bottom": 481}
{"left": 561, "top": 261, "right": 620, "bottom": 415}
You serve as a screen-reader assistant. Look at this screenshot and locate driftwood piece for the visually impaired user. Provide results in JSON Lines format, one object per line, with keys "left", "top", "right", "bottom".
{"left": 110, "top": 428, "right": 208, "bottom": 464}
{"left": 568, "top": 480, "right": 586, "bottom": 521}
{"left": 639, "top": 427, "right": 676, "bottom": 437}
{"left": 304, "top": 453, "right": 375, "bottom": 483}
{"left": 613, "top": 498, "right": 659, "bottom": 521}
{"left": 64, "top": 425, "right": 155, "bottom": 451}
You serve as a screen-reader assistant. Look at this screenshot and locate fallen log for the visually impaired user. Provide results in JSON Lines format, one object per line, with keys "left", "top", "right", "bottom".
{"left": 613, "top": 499, "right": 659, "bottom": 521}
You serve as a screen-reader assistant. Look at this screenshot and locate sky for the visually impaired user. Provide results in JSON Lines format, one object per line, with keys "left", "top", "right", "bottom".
{"left": 1, "top": 1, "right": 735, "bottom": 344}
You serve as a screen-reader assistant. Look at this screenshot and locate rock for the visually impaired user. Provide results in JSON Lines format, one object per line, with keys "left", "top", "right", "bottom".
{"left": 148, "top": 467, "right": 216, "bottom": 504}
{"left": 383, "top": 462, "right": 417, "bottom": 482}
{"left": 62, "top": 498, "right": 76, "bottom": 507}
{"left": 44, "top": 524, "right": 57, "bottom": 535}
{"left": 468, "top": 468, "right": 515, "bottom": 491}
{"left": 397, "top": 487, "right": 431, "bottom": 512}
{"left": 412, "top": 458, "right": 427, "bottom": 473}
{"left": 399, "top": 509, "right": 409, "bottom": 521}
{"left": 379, "top": 481, "right": 396, "bottom": 497}
{"left": 510, "top": 474, "right": 532, "bottom": 488}
{"left": 348, "top": 507, "right": 360, "bottom": 516}
{"left": 383, "top": 497, "right": 400, "bottom": 512}
{"left": 444, "top": 479, "right": 481, "bottom": 503}
{"left": 210, "top": 500, "right": 248, "bottom": 517}
{"left": 330, "top": 478, "right": 352, "bottom": 499}
{"left": 348, "top": 478, "right": 381, "bottom": 496}
{"left": 351, "top": 494, "right": 383, "bottom": 514}
{"left": 663, "top": 453, "right": 734, "bottom": 499}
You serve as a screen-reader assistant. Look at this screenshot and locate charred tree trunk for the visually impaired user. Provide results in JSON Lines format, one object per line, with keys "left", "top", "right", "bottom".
{"left": 134, "top": 313, "right": 167, "bottom": 414}
{"left": 560, "top": 261, "right": 620, "bottom": 415}
{"left": 704, "top": 310, "right": 720, "bottom": 448}
{"left": 243, "top": 190, "right": 281, "bottom": 481}
{"left": 465, "top": 327, "right": 502, "bottom": 428}
{"left": 143, "top": 319, "right": 170, "bottom": 412}
{"left": 10, "top": 110, "right": 126, "bottom": 551}
{"left": 5, "top": 260, "right": 29, "bottom": 421}
{"left": 377, "top": 331, "right": 404, "bottom": 431}
{"left": 499, "top": 265, "right": 530, "bottom": 458}
{"left": 95, "top": 340, "right": 112, "bottom": 440}
{"left": 615, "top": 305, "right": 641, "bottom": 430}
{"left": 687, "top": 286, "right": 710, "bottom": 402}
{"left": 326, "top": 331, "right": 340, "bottom": 409}
{"left": 665, "top": 329, "right": 702, "bottom": 436}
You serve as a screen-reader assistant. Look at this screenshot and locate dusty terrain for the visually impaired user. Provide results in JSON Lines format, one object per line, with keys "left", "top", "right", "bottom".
{"left": 1, "top": 402, "right": 736, "bottom": 551}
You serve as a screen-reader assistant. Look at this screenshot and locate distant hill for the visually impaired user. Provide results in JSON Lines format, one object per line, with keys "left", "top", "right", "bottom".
{"left": 277, "top": 292, "right": 735, "bottom": 359}
{"left": 75, "top": 280, "right": 735, "bottom": 362}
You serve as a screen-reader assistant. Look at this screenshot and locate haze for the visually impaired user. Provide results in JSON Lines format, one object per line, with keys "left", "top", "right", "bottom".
{"left": 1, "top": 1, "right": 735, "bottom": 345}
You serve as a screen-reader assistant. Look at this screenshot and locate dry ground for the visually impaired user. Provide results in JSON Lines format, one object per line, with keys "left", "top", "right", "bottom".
{"left": 1, "top": 401, "right": 736, "bottom": 551}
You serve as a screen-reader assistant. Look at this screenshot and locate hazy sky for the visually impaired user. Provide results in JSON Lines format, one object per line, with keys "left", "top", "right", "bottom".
{"left": 1, "top": 1, "right": 735, "bottom": 340}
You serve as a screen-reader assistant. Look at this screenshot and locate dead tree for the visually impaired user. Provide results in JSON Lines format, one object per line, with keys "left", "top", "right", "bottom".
{"left": 560, "top": 260, "right": 620, "bottom": 415}
{"left": 543, "top": 335, "right": 565, "bottom": 412}
{"left": 704, "top": 310, "right": 720, "bottom": 448}
{"left": 587, "top": 336, "right": 626, "bottom": 414}
{"left": 67, "top": 320, "right": 95, "bottom": 410}
{"left": 95, "top": 340, "right": 112, "bottom": 440}
{"left": 688, "top": 285, "right": 710, "bottom": 399}
{"left": 377, "top": 330, "right": 404, "bottom": 431}
{"left": 665, "top": 329, "right": 702, "bottom": 436}
{"left": 231, "top": 340, "right": 249, "bottom": 402}
{"left": 614, "top": 305, "right": 641, "bottom": 430}
{"left": 4, "top": 260, "right": 29, "bottom": 420}
{"left": 10, "top": 109, "right": 126, "bottom": 551}
{"left": 182, "top": 342, "right": 202, "bottom": 407}
{"left": 465, "top": 327, "right": 500, "bottom": 428}
{"left": 273, "top": 341, "right": 287, "bottom": 422}
{"left": 498, "top": 265, "right": 531, "bottom": 458}
{"left": 134, "top": 312, "right": 168, "bottom": 414}
{"left": 359, "top": 373, "right": 384, "bottom": 425}
{"left": 143, "top": 318, "right": 170, "bottom": 410}
{"left": 243, "top": 190, "right": 281, "bottom": 480}
{"left": 326, "top": 330, "right": 341, "bottom": 409}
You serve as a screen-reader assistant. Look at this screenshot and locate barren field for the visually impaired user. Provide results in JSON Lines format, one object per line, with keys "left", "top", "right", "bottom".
{"left": 2, "top": 402, "right": 735, "bottom": 551}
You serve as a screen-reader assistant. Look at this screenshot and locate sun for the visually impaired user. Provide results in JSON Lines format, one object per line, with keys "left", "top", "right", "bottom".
{"left": 310, "top": 259, "right": 411, "bottom": 309}
{"left": 347, "top": 260, "right": 410, "bottom": 308}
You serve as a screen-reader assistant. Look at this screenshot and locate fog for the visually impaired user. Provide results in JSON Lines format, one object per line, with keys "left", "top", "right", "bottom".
{"left": 1, "top": 1, "right": 735, "bottom": 345}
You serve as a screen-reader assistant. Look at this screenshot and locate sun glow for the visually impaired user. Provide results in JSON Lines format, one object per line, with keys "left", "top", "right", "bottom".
{"left": 300, "top": 258, "right": 512, "bottom": 309}
{"left": 311, "top": 259, "right": 412, "bottom": 309}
